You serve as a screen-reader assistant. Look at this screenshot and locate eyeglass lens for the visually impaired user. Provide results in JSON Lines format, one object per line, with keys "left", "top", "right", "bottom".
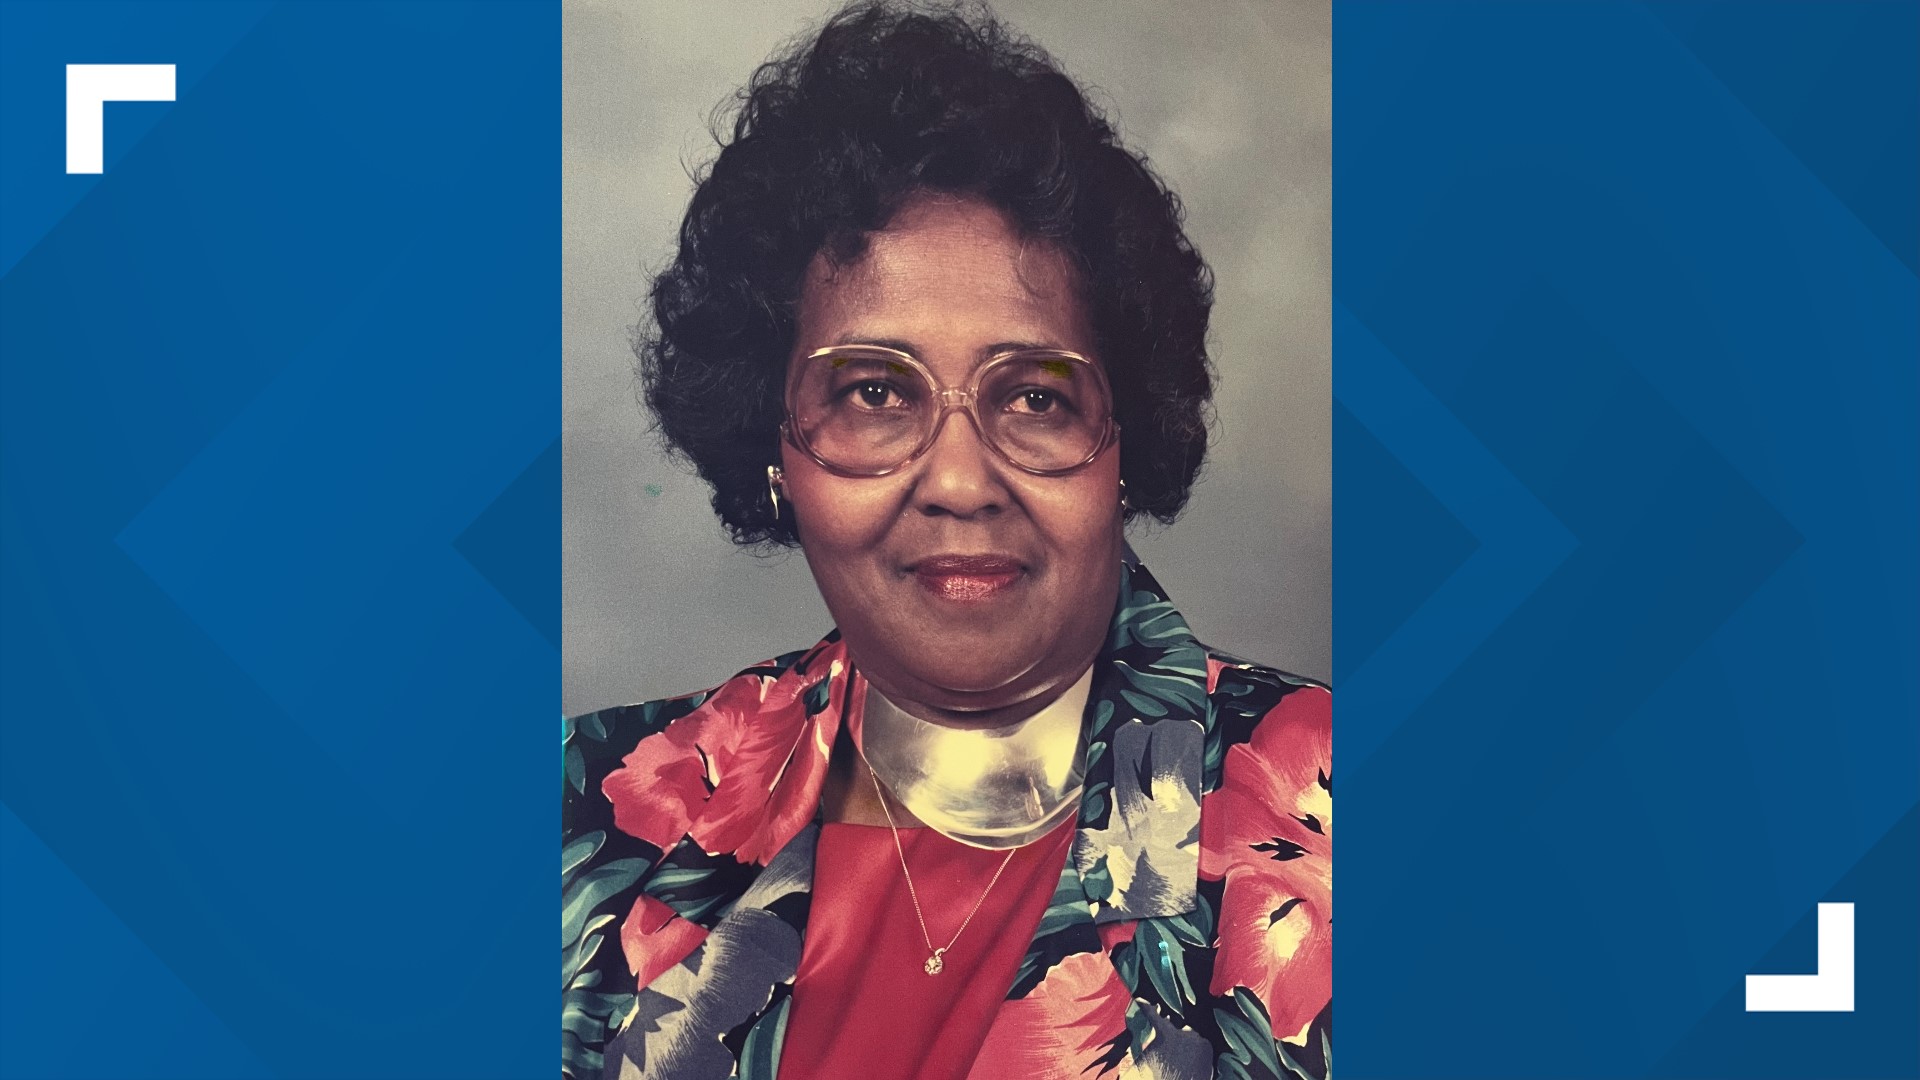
{"left": 789, "top": 351, "right": 1111, "bottom": 474}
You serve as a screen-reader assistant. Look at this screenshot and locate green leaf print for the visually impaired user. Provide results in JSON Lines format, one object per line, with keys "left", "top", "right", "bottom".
{"left": 562, "top": 830, "right": 605, "bottom": 882}
{"left": 736, "top": 993, "right": 792, "bottom": 1080}
{"left": 1081, "top": 854, "right": 1115, "bottom": 903}
{"left": 562, "top": 857, "right": 648, "bottom": 950}
{"left": 565, "top": 743, "right": 586, "bottom": 796}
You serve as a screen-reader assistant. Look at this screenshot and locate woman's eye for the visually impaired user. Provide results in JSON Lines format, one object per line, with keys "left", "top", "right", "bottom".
{"left": 852, "top": 382, "right": 897, "bottom": 408}
{"left": 1010, "top": 389, "right": 1061, "bottom": 414}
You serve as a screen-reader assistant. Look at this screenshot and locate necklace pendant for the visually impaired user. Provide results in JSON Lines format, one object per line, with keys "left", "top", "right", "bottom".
{"left": 924, "top": 949, "right": 945, "bottom": 976}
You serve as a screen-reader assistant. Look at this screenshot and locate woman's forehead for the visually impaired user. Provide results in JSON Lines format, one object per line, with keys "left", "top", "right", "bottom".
{"left": 794, "top": 196, "right": 1094, "bottom": 368}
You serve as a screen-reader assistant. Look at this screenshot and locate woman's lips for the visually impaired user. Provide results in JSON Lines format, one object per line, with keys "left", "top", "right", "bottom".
{"left": 910, "top": 555, "right": 1024, "bottom": 602}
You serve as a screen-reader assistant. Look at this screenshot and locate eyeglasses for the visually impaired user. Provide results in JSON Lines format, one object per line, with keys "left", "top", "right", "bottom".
{"left": 782, "top": 345, "right": 1118, "bottom": 477}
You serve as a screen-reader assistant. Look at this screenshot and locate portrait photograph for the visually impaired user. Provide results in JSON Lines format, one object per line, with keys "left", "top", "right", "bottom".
{"left": 562, "top": 2, "right": 1330, "bottom": 1076}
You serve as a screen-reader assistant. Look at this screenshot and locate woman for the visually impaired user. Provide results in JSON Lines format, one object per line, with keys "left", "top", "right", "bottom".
{"left": 562, "top": 5, "right": 1329, "bottom": 1078}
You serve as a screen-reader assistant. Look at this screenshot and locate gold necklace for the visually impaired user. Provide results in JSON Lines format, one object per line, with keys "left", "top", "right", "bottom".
{"left": 860, "top": 746, "right": 1018, "bottom": 975}
{"left": 858, "top": 674, "right": 1091, "bottom": 849}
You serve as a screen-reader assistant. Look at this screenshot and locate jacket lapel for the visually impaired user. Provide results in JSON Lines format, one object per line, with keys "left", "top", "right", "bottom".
{"left": 1003, "top": 563, "right": 1220, "bottom": 1078}
{"left": 1072, "top": 561, "right": 1210, "bottom": 924}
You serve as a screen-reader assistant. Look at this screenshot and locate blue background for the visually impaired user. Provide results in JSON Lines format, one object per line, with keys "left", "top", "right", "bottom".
{"left": 2, "top": 1, "right": 1916, "bottom": 1078}
{"left": 1, "top": 2, "right": 554, "bottom": 1077}
{"left": 1337, "top": 2, "right": 1917, "bottom": 1078}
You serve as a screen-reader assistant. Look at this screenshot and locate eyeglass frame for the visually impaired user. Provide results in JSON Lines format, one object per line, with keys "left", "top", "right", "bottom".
{"left": 780, "top": 344, "right": 1121, "bottom": 478}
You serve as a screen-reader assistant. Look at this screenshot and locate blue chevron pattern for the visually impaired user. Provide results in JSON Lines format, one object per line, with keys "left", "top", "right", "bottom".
{"left": 0, "top": 3, "right": 555, "bottom": 1077}
{"left": 1337, "top": 3, "right": 1916, "bottom": 1077}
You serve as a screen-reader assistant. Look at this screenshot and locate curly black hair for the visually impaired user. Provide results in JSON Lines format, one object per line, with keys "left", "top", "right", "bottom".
{"left": 641, "top": 0, "right": 1215, "bottom": 546}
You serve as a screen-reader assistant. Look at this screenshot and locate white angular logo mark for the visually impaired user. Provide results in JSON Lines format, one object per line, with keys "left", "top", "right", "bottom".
{"left": 66, "top": 64, "right": 176, "bottom": 174}
{"left": 1745, "top": 902, "right": 1854, "bottom": 1012}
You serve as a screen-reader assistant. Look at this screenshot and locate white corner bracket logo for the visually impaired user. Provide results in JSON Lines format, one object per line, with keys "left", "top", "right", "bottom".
{"left": 1745, "top": 902, "right": 1855, "bottom": 1012}
{"left": 66, "top": 64, "right": 176, "bottom": 174}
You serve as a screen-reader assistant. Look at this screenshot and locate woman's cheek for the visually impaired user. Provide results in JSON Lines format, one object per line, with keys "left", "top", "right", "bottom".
{"left": 786, "top": 468, "right": 907, "bottom": 553}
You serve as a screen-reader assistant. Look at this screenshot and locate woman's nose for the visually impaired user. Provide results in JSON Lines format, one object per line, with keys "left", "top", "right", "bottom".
{"left": 911, "top": 406, "right": 1008, "bottom": 519}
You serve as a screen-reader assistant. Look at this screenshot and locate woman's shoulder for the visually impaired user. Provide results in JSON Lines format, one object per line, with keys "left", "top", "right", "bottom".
{"left": 1202, "top": 647, "right": 1327, "bottom": 700}
{"left": 563, "top": 645, "right": 817, "bottom": 802}
{"left": 1199, "top": 648, "right": 1329, "bottom": 773}
{"left": 562, "top": 636, "right": 849, "bottom": 854}
{"left": 565, "top": 640, "right": 832, "bottom": 760}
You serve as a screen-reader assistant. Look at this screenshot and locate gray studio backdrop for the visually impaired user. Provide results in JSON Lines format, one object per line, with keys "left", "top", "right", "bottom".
{"left": 564, "top": 0, "right": 1329, "bottom": 715}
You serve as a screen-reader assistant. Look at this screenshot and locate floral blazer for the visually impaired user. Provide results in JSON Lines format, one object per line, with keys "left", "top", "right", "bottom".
{"left": 562, "top": 563, "right": 1331, "bottom": 1080}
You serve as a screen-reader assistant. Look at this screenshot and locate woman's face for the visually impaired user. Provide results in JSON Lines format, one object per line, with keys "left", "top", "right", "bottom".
{"left": 782, "top": 195, "right": 1123, "bottom": 724}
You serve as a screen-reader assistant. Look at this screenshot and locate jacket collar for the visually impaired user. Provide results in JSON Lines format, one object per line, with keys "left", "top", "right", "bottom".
{"left": 1068, "top": 559, "right": 1209, "bottom": 921}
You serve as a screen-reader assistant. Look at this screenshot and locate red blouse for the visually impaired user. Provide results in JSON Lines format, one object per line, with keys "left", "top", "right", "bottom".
{"left": 778, "top": 818, "right": 1078, "bottom": 1080}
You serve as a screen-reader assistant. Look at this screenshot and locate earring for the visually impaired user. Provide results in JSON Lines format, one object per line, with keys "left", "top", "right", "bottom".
{"left": 767, "top": 465, "right": 784, "bottom": 518}
{"left": 1119, "top": 478, "right": 1130, "bottom": 512}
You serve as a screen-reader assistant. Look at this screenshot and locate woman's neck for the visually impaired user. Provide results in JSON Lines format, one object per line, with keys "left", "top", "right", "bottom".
{"left": 859, "top": 661, "right": 1092, "bottom": 731}
{"left": 877, "top": 692, "right": 1049, "bottom": 731}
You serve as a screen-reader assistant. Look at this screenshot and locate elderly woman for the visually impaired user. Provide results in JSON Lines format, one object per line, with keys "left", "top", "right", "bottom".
{"left": 561, "top": 4, "right": 1330, "bottom": 1078}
